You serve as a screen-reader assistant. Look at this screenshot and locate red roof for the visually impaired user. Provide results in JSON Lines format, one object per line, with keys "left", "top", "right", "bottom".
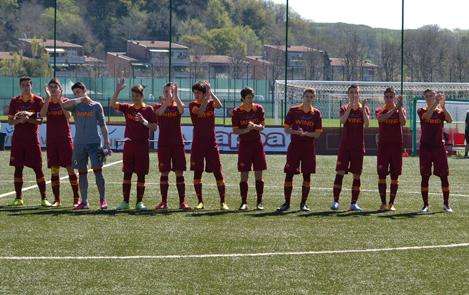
{"left": 19, "top": 38, "right": 82, "bottom": 48}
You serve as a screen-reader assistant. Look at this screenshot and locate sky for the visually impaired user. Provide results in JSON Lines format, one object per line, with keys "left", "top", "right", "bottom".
{"left": 272, "top": 0, "right": 468, "bottom": 30}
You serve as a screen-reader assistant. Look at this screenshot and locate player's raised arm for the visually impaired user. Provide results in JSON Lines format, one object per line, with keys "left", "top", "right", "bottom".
{"left": 206, "top": 82, "right": 223, "bottom": 108}
{"left": 172, "top": 84, "right": 185, "bottom": 114}
{"left": 39, "top": 86, "right": 51, "bottom": 118}
{"left": 110, "top": 78, "right": 126, "bottom": 110}
{"left": 339, "top": 103, "right": 353, "bottom": 124}
{"left": 438, "top": 94, "right": 453, "bottom": 123}
{"left": 362, "top": 100, "right": 370, "bottom": 128}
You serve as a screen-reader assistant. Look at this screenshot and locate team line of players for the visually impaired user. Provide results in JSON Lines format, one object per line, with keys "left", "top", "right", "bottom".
{"left": 6, "top": 77, "right": 454, "bottom": 213}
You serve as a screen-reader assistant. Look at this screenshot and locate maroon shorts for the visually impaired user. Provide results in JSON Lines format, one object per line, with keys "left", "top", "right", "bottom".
{"left": 377, "top": 144, "right": 402, "bottom": 177}
{"left": 47, "top": 140, "right": 73, "bottom": 168}
{"left": 284, "top": 141, "right": 316, "bottom": 174}
{"left": 10, "top": 140, "right": 42, "bottom": 169}
{"left": 238, "top": 140, "right": 267, "bottom": 172}
{"left": 336, "top": 146, "right": 364, "bottom": 175}
{"left": 190, "top": 143, "right": 222, "bottom": 173}
{"left": 419, "top": 146, "right": 449, "bottom": 177}
{"left": 158, "top": 144, "right": 186, "bottom": 173}
{"left": 123, "top": 141, "right": 150, "bottom": 175}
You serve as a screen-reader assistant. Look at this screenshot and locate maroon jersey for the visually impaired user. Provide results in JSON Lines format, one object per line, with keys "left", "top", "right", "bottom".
{"left": 117, "top": 103, "right": 157, "bottom": 142}
{"left": 154, "top": 103, "right": 184, "bottom": 147}
{"left": 284, "top": 105, "right": 323, "bottom": 144}
{"left": 47, "top": 98, "right": 72, "bottom": 143}
{"left": 418, "top": 107, "right": 447, "bottom": 148}
{"left": 189, "top": 99, "right": 216, "bottom": 146}
{"left": 231, "top": 103, "right": 265, "bottom": 143}
{"left": 376, "top": 106, "right": 405, "bottom": 146}
{"left": 339, "top": 104, "right": 370, "bottom": 151}
{"left": 8, "top": 94, "right": 43, "bottom": 143}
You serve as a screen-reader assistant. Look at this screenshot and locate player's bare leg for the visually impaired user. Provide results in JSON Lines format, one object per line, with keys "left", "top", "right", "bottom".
{"left": 74, "top": 169, "right": 89, "bottom": 210}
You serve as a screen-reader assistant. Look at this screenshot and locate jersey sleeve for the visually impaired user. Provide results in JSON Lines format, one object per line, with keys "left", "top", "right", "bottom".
{"left": 95, "top": 103, "right": 106, "bottom": 127}
{"left": 284, "top": 109, "right": 294, "bottom": 127}
{"left": 417, "top": 108, "right": 425, "bottom": 120}
{"left": 231, "top": 109, "right": 240, "bottom": 128}
{"left": 147, "top": 106, "right": 158, "bottom": 124}
{"left": 339, "top": 105, "right": 346, "bottom": 116}
{"left": 257, "top": 105, "right": 265, "bottom": 125}
{"left": 116, "top": 102, "right": 129, "bottom": 113}
{"left": 8, "top": 99, "right": 17, "bottom": 119}
{"left": 189, "top": 102, "right": 199, "bottom": 124}
{"left": 375, "top": 108, "right": 383, "bottom": 119}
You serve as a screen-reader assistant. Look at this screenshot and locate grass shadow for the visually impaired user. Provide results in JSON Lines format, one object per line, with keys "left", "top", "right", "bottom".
{"left": 378, "top": 211, "right": 441, "bottom": 219}
{"left": 299, "top": 210, "right": 348, "bottom": 217}
{"left": 188, "top": 209, "right": 251, "bottom": 217}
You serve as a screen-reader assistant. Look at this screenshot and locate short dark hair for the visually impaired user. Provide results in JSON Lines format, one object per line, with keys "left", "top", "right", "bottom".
{"left": 131, "top": 84, "right": 145, "bottom": 96}
{"left": 423, "top": 89, "right": 433, "bottom": 95}
{"left": 240, "top": 87, "right": 254, "bottom": 101}
{"left": 192, "top": 81, "right": 206, "bottom": 94}
{"left": 71, "top": 82, "right": 86, "bottom": 91}
{"left": 384, "top": 87, "right": 395, "bottom": 95}
{"left": 19, "top": 76, "right": 32, "bottom": 84}
{"left": 303, "top": 88, "right": 316, "bottom": 96}
{"left": 164, "top": 82, "right": 174, "bottom": 88}
{"left": 48, "top": 78, "right": 62, "bottom": 89}
{"left": 347, "top": 84, "right": 359, "bottom": 92}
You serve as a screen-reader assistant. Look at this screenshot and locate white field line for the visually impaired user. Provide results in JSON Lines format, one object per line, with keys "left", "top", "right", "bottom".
{"left": 1, "top": 243, "right": 467, "bottom": 261}
{"left": 0, "top": 160, "right": 123, "bottom": 199}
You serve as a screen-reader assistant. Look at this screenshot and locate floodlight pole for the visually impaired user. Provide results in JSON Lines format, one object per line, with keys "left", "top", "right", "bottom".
{"left": 53, "top": 0, "right": 57, "bottom": 78}
{"left": 168, "top": 0, "right": 173, "bottom": 83}
{"left": 284, "top": 0, "right": 289, "bottom": 117}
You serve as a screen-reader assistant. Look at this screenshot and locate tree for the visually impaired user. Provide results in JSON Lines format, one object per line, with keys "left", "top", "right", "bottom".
{"left": 380, "top": 38, "right": 400, "bottom": 81}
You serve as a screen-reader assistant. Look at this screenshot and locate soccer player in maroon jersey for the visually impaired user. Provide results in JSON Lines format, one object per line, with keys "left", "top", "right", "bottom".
{"left": 154, "top": 83, "right": 191, "bottom": 211}
{"left": 110, "top": 79, "right": 158, "bottom": 211}
{"left": 418, "top": 89, "right": 453, "bottom": 213}
{"left": 39, "top": 78, "right": 80, "bottom": 207}
{"left": 277, "top": 88, "right": 323, "bottom": 213}
{"left": 8, "top": 76, "right": 51, "bottom": 207}
{"left": 375, "top": 87, "right": 406, "bottom": 212}
{"left": 231, "top": 87, "right": 267, "bottom": 211}
{"left": 331, "top": 84, "right": 370, "bottom": 212}
{"left": 189, "top": 81, "right": 228, "bottom": 210}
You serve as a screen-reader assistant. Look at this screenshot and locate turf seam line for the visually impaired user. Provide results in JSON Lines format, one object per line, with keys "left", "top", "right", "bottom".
{"left": 0, "top": 160, "right": 123, "bottom": 199}
{"left": 1, "top": 243, "right": 468, "bottom": 260}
